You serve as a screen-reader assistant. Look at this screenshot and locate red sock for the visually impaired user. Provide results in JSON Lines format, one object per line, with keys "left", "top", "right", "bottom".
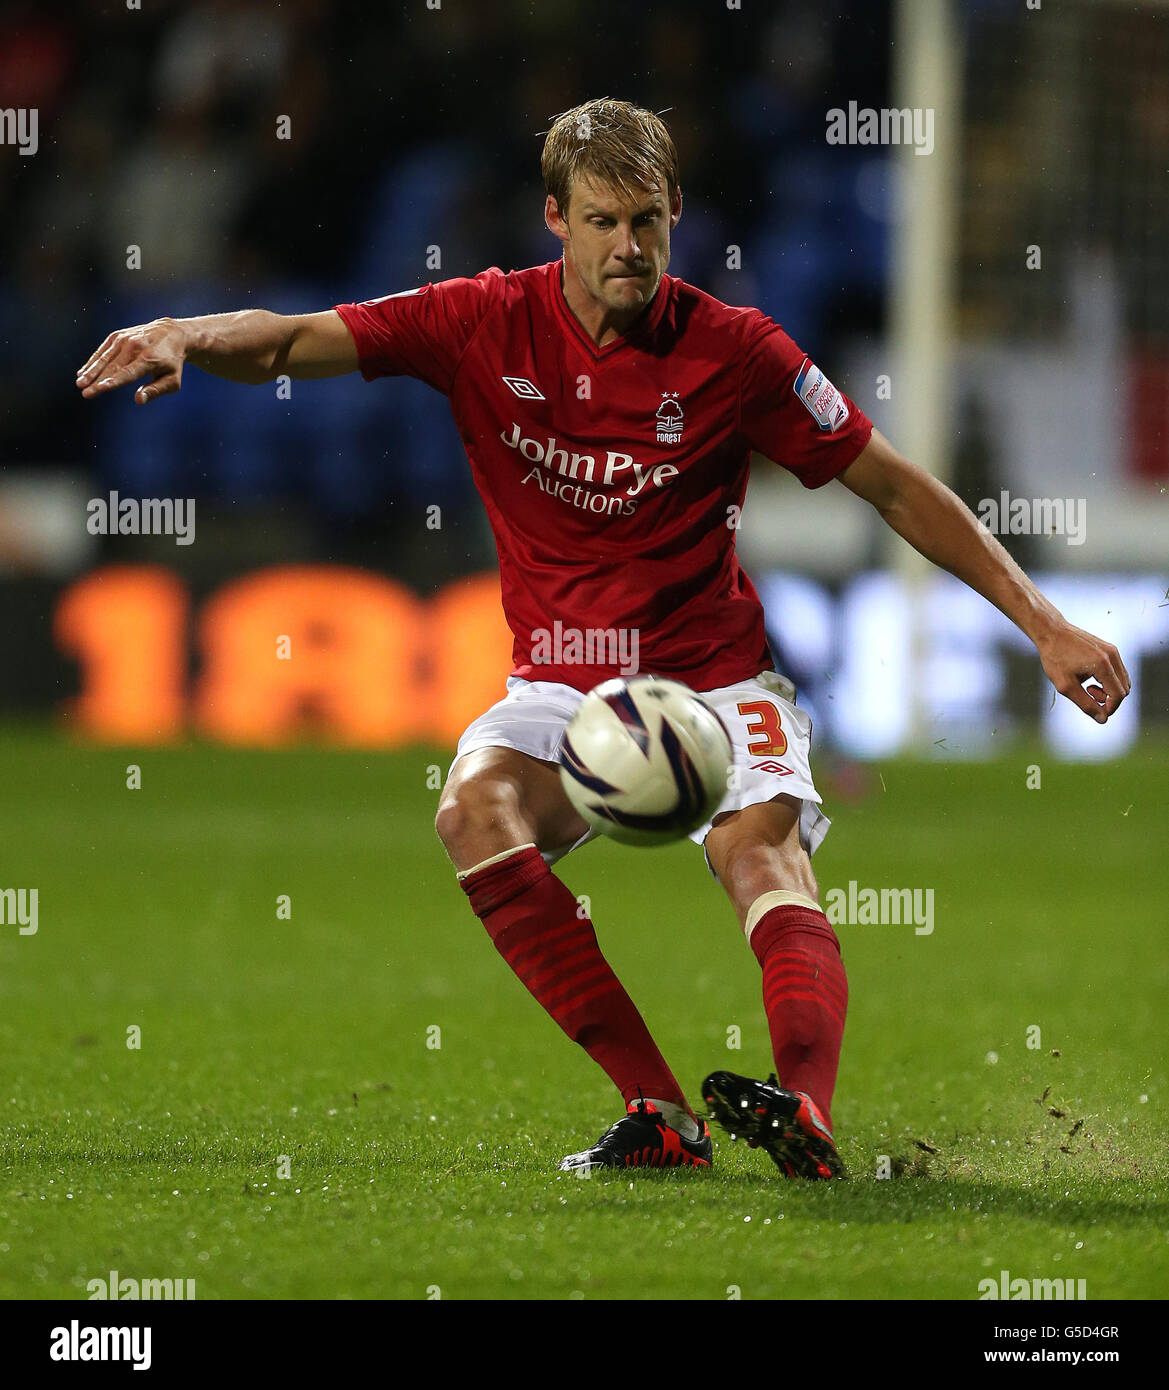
{"left": 749, "top": 904, "right": 848, "bottom": 1131}
{"left": 460, "top": 845, "right": 691, "bottom": 1114}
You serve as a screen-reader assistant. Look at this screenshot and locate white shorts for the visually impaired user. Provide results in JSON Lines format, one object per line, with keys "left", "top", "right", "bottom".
{"left": 449, "top": 670, "right": 830, "bottom": 874}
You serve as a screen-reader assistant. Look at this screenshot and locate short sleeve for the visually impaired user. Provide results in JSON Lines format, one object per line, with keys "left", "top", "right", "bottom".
{"left": 333, "top": 267, "right": 504, "bottom": 393}
{"left": 738, "top": 313, "right": 873, "bottom": 488}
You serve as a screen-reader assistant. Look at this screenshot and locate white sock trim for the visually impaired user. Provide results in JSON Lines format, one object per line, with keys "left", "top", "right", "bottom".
{"left": 744, "top": 889, "right": 822, "bottom": 943}
{"left": 455, "top": 842, "right": 539, "bottom": 880}
{"left": 644, "top": 1099, "right": 701, "bottom": 1142}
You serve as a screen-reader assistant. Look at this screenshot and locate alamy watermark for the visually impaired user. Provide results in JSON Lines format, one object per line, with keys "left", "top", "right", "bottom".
{"left": 979, "top": 1269, "right": 1087, "bottom": 1300}
{"left": 824, "top": 881, "right": 934, "bottom": 935}
{"left": 826, "top": 101, "right": 934, "bottom": 156}
{"left": 87, "top": 1270, "right": 195, "bottom": 1300}
{"left": 1, "top": 887, "right": 38, "bottom": 935}
{"left": 86, "top": 493, "right": 195, "bottom": 546}
{"left": 0, "top": 107, "right": 38, "bottom": 156}
{"left": 977, "top": 491, "right": 1086, "bottom": 546}
{"left": 50, "top": 1322, "right": 151, "bottom": 1371}
{"left": 530, "top": 621, "right": 640, "bottom": 676}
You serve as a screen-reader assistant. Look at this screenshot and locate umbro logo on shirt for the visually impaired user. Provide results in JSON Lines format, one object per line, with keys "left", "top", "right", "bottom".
{"left": 502, "top": 376, "right": 545, "bottom": 400}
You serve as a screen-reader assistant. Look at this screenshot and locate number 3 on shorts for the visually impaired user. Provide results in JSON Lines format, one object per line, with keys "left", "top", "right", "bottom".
{"left": 736, "top": 700, "right": 788, "bottom": 758}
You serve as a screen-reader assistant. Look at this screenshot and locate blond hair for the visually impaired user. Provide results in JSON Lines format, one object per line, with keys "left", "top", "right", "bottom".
{"left": 542, "top": 97, "right": 680, "bottom": 215}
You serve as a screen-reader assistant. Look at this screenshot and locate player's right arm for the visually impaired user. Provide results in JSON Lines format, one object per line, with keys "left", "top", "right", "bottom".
{"left": 76, "top": 309, "right": 358, "bottom": 405}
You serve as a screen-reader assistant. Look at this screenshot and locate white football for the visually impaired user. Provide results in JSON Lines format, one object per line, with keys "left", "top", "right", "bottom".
{"left": 558, "top": 677, "right": 733, "bottom": 847}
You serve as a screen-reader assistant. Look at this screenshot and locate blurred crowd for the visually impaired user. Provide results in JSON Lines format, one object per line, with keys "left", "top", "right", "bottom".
{"left": 1, "top": 0, "right": 893, "bottom": 535}
{"left": 1, "top": 0, "right": 1162, "bottom": 542}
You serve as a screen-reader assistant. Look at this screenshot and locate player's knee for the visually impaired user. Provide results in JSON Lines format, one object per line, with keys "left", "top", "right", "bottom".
{"left": 434, "top": 775, "right": 522, "bottom": 858}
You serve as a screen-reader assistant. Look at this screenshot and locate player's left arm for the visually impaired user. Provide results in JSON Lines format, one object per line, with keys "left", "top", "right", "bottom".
{"left": 837, "top": 427, "right": 1131, "bottom": 724}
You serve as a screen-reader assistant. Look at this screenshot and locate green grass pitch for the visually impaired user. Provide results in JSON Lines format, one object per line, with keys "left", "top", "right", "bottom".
{"left": 1, "top": 726, "right": 1165, "bottom": 1301}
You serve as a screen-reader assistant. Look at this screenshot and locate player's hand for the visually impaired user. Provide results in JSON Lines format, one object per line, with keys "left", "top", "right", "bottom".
{"left": 1036, "top": 621, "right": 1130, "bottom": 723}
{"left": 76, "top": 317, "right": 188, "bottom": 405}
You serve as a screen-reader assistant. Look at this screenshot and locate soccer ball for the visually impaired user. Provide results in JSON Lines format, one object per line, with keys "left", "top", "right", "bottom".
{"left": 558, "top": 677, "right": 733, "bottom": 847}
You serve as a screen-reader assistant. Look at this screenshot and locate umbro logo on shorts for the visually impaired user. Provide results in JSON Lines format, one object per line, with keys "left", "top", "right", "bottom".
{"left": 502, "top": 376, "right": 545, "bottom": 400}
{"left": 751, "top": 760, "right": 794, "bottom": 776}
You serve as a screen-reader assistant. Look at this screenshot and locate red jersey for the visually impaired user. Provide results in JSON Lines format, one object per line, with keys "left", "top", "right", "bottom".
{"left": 334, "top": 261, "right": 872, "bottom": 693}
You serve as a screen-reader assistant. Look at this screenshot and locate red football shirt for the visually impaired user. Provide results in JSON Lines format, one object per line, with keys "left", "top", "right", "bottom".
{"left": 334, "top": 261, "right": 872, "bottom": 693}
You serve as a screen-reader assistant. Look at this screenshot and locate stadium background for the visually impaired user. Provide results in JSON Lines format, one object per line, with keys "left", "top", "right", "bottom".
{"left": 1, "top": 0, "right": 1166, "bottom": 1309}
{"left": 2, "top": 0, "right": 1165, "bottom": 755}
